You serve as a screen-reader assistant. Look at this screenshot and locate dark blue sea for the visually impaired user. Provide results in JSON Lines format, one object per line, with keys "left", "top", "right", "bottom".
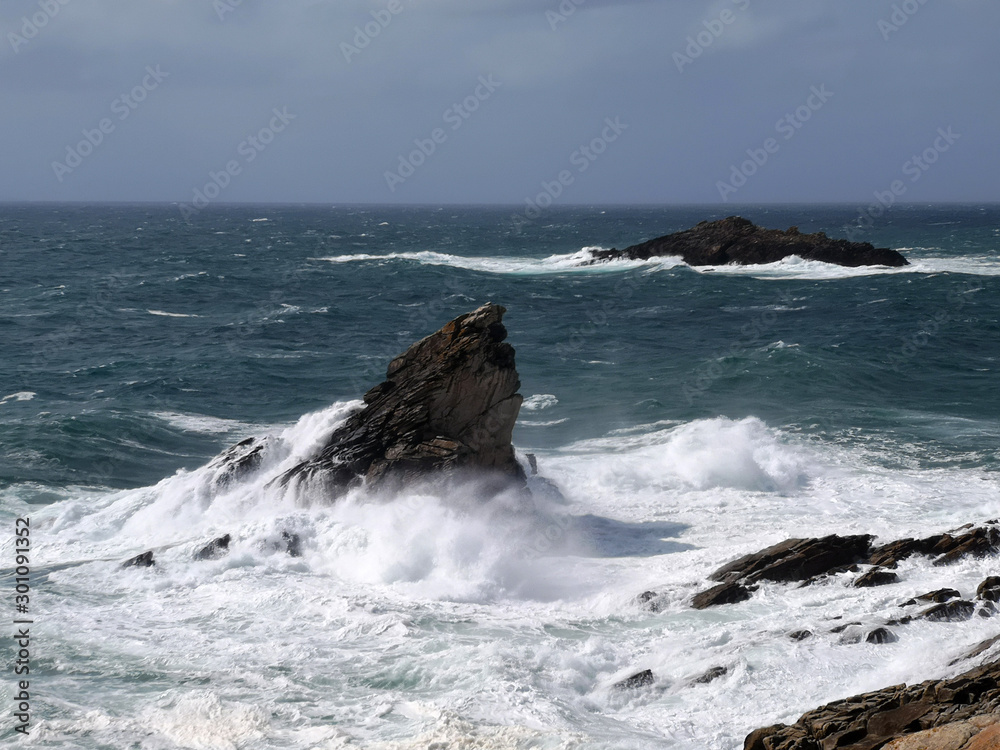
{"left": 1, "top": 204, "right": 998, "bottom": 748}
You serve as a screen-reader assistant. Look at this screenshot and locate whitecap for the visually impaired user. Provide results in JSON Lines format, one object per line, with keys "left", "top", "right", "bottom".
{"left": 0, "top": 391, "right": 35, "bottom": 404}
{"left": 147, "top": 309, "right": 200, "bottom": 318}
{"left": 522, "top": 394, "right": 558, "bottom": 411}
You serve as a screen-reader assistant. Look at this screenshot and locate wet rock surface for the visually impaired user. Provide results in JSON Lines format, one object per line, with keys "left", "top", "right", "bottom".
{"left": 744, "top": 659, "right": 1000, "bottom": 750}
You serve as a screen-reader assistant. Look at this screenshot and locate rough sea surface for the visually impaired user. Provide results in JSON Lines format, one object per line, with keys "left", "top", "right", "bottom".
{"left": 1, "top": 204, "right": 999, "bottom": 749}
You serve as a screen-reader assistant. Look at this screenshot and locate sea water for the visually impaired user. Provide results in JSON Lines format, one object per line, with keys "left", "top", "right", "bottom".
{"left": 1, "top": 204, "right": 999, "bottom": 749}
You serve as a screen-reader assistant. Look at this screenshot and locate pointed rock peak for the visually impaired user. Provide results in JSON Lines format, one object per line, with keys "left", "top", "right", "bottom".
{"left": 275, "top": 302, "right": 525, "bottom": 500}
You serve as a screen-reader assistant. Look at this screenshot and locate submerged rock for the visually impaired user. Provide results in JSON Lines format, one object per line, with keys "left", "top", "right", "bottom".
{"left": 195, "top": 534, "right": 231, "bottom": 561}
{"left": 744, "top": 658, "right": 1000, "bottom": 750}
{"left": 614, "top": 669, "right": 654, "bottom": 690}
{"left": 691, "top": 665, "right": 728, "bottom": 685}
{"left": 587, "top": 216, "right": 908, "bottom": 268}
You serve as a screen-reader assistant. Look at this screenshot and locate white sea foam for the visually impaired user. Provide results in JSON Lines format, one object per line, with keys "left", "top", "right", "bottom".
{"left": 152, "top": 411, "right": 260, "bottom": 435}
{"left": 147, "top": 309, "right": 201, "bottom": 318}
{"left": 687, "top": 253, "right": 1000, "bottom": 280}
{"left": 10, "top": 410, "right": 1000, "bottom": 749}
{"left": 312, "top": 249, "right": 679, "bottom": 275}
{"left": 0, "top": 391, "right": 35, "bottom": 404}
{"left": 523, "top": 394, "right": 559, "bottom": 411}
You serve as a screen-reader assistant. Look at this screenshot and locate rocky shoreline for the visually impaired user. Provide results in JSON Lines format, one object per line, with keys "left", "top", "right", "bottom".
{"left": 587, "top": 216, "right": 909, "bottom": 268}
{"left": 120, "top": 300, "right": 996, "bottom": 749}
{"left": 681, "top": 524, "right": 1000, "bottom": 749}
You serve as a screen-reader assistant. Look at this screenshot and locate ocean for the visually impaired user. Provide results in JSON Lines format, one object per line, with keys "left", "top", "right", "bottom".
{"left": 1, "top": 203, "right": 999, "bottom": 749}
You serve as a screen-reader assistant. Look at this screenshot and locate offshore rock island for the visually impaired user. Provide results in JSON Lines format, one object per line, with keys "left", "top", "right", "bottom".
{"left": 587, "top": 216, "right": 909, "bottom": 268}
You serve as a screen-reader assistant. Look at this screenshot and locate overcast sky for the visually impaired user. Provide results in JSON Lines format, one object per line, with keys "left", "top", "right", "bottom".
{"left": 2, "top": 0, "right": 997, "bottom": 205}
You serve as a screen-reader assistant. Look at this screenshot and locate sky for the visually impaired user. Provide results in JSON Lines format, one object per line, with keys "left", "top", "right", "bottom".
{"left": 1, "top": 0, "right": 998, "bottom": 205}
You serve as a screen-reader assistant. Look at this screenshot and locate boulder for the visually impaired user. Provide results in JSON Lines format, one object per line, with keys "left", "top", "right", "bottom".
{"left": 855, "top": 567, "right": 900, "bottom": 588}
{"left": 978, "top": 578, "right": 1000, "bottom": 603}
{"left": 256, "top": 303, "right": 525, "bottom": 500}
{"left": 587, "top": 216, "right": 909, "bottom": 268}
{"left": 922, "top": 601, "right": 977, "bottom": 622}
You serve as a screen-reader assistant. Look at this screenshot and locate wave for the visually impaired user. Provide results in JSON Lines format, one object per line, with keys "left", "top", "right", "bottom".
{"left": 313, "top": 248, "right": 1000, "bottom": 280}
{"left": 685, "top": 253, "right": 1000, "bottom": 280}
{"left": 311, "top": 249, "right": 680, "bottom": 275}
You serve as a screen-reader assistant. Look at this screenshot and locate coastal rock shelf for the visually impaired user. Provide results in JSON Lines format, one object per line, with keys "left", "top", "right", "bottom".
{"left": 745, "top": 658, "right": 1000, "bottom": 750}
{"left": 587, "top": 216, "right": 909, "bottom": 268}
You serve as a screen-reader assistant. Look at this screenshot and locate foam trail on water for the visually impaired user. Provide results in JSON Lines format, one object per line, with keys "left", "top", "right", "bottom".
{"left": 312, "top": 249, "right": 680, "bottom": 275}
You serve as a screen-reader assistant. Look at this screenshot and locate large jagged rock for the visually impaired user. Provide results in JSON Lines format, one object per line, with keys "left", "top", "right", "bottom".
{"left": 587, "top": 217, "right": 909, "bottom": 268}
{"left": 277, "top": 303, "right": 525, "bottom": 499}
{"left": 744, "top": 658, "right": 1000, "bottom": 750}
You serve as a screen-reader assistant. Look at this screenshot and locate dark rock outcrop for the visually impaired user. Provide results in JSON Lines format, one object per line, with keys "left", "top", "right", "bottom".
{"left": 210, "top": 437, "right": 270, "bottom": 487}
{"left": 865, "top": 627, "right": 898, "bottom": 644}
{"left": 122, "top": 550, "right": 154, "bottom": 568}
{"left": 855, "top": 567, "right": 900, "bottom": 588}
{"left": 977, "top": 577, "right": 1000, "bottom": 602}
{"left": 691, "top": 666, "right": 728, "bottom": 685}
{"left": 692, "top": 524, "right": 1000, "bottom": 610}
{"left": 614, "top": 669, "right": 654, "bottom": 690}
{"left": 903, "top": 589, "right": 961, "bottom": 606}
{"left": 869, "top": 524, "right": 1000, "bottom": 569}
{"left": 588, "top": 217, "right": 908, "bottom": 268}
{"left": 272, "top": 303, "right": 524, "bottom": 500}
{"left": 709, "top": 535, "right": 875, "bottom": 585}
{"left": 195, "top": 534, "right": 231, "bottom": 561}
{"left": 744, "top": 658, "right": 1000, "bottom": 750}
{"left": 692, "top": 581, "right": 754, "bottom": 610}
{"left": 922, "top": 600, "right": 976, "bottom": 622}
